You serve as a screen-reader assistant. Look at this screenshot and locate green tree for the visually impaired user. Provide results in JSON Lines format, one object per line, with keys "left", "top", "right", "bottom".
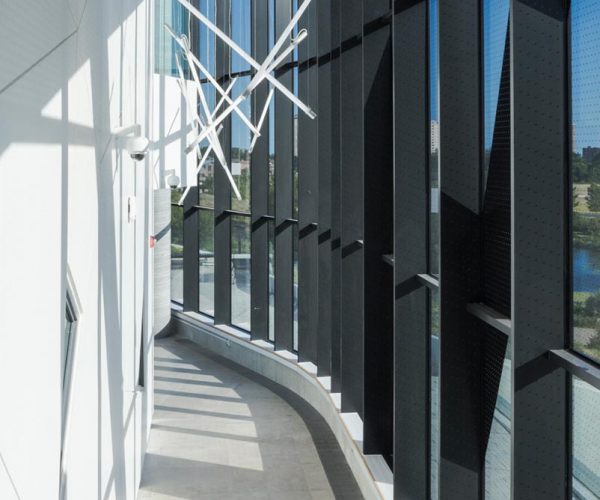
{"left": 590, "top": 154, "right": 600, "bottom": 183}
{"left": 588, "top": 183, "right": 600, "bottom": 212}
{"left": 573, "top": 152, "right": 589, "bottom": 182}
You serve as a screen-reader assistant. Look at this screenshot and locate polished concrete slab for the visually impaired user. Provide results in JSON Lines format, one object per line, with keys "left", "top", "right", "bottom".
{"left": 138, "top": 338, "right": 363, "bottom": 500}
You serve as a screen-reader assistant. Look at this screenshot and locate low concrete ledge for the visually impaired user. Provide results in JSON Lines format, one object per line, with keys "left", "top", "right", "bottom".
{"left": 171, "top": 310, "right": 393, "bottom": 500}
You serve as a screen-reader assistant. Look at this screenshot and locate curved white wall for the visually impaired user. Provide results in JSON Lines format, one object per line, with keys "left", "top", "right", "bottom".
{"left": 0, "top": 1, "right": 159, "bottom": 499}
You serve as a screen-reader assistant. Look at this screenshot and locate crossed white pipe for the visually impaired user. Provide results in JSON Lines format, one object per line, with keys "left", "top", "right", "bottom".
{"left": 167, "top": 0, "right": 314, "bottom": 204}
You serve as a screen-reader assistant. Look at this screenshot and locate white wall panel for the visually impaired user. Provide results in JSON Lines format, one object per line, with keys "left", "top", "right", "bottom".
{"left": 0, "top": 34, "right": 72, "bottom": 500}
{"left": 152, "top": 74, "right": 197, "bottom": 189}
{"left": 0, "top": 0, "right": 77, "bottom": 91}
{"left": 0, "top": 0, "right": 157, "bottom": 499}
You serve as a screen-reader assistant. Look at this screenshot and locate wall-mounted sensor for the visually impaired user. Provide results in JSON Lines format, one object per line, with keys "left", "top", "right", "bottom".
{"left": 112, "top": 124, "right": 150, "bottom": 162}
{"left": 165, "top": 169, "right": 180, "bottom": 189}
{"left": 125, "top": 136, "right": 150, "bottom": 161}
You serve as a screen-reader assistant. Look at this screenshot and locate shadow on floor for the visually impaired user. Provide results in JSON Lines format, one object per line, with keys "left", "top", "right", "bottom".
{"left": 139, "top": 337, "right": 364, "bottom": 500}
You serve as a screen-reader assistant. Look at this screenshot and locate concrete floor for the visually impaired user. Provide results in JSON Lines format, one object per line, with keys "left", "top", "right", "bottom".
{"left": 138, "top": 338, "right": 363, "bottom": 500}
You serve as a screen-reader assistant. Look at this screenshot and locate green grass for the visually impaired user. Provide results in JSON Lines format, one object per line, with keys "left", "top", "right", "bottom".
{"left": 574, "top": 343, "right": 600, "bottom": 365}
{"left": 574, "top": 291, "right": 593, "bottom": 303}
{"left": 171, "top": 244, "right": 183, "bottom": 258}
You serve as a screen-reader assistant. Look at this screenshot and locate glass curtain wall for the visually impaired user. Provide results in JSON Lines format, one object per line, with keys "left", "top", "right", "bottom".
{"left": 268, "top": 0, "right": 276, "bottom": 342}
{"left": 171, "top": 189, "right": 184, "bottom": 305}
{"left": 482, "top": 0, "right": 511, "bottom": 498}
{"left": 429, "top": 0, "right": 441, "bottom": 498}
{"left": 571, "top": 0, "right": 600, "bottom": 365}
{"left": 198, "top": 0, "right": 217, "bottom": 316}
{"left": 160, "top": 1, "right": 600, "bottom": 498}
{"left": 230, "top": 0, "right": 253, "bottom": 330}
{"left": 156, "top": 0, "right": 191, "bottom": 75}
{"left": 571, "top": 1, "right": 600, "bottom": 496}
{"left": 165, "top": 0, "right": 298, "bottom": 338}
{"left": 292, "top": 0, "right": 300, "bottom": 352}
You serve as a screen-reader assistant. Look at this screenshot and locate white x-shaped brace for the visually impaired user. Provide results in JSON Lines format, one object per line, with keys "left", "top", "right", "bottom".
{"left": 172, "top": 34, "right": 269, "bottom": 203}
{"left": 165, "top": 22, "right": 306, "bottom": 152}
{"left": 164, "top": 24, "right": 259, "bottom": 147}
{"left": 175, "top": 0, "right": 315, "bottom": 119}
{"left": 175, "top": 48, "right": 243, "bottom": 201}
{"left": 167, "top": 0, "right": 314, "bottom": 202}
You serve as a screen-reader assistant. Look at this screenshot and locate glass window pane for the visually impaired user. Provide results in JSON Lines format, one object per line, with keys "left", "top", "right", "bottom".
{"left": 269, "top": 89, "right": 276, "bottom": 216}
{"left": 199, "top": 210, "right": 215, "bottom": 316}
{"left": 231, "top": 0, "right": 251, "bottom": 74}
{"left": 429, "top": 0, "right": 440, "bottom": 277}
{"left": 483, "top": 0, "right": 510, "bottom": 179}
{"left": 293, "top": 67, "right": 299, "bottom": 221}
{"left": 484, "top": 338, "right": 511, "bottom": 500}
{"left": 171, "top": 190, "right": 184, "bottom": 305}
{"left": 199, "top": 81, "right": 216, "bottom": 208}
{"left": 292, "top": 0, "right": 299, "bottom": 221}
{"left": 572, "top": 376, "right": 600, "bottom": 498}
{"left": 269, "top": 221, "right": 275, "bottom": 342}
{"left": 232, "top": 215, "right": 251, "bottom": 330}
{"left": 293, "top": 224, "right": 299, "bottom": 352}
{"left": 430, "top": 287, "right": 440, "bottom": 500}
{"left": 482, "top": 1, "right": 511, "bottom": 498}
{"left": 231, "top": 76, "right": 252, "bottom": 211}
{"left": 571, "top": 0, "right": 600, "bottom": 364}
{"left": 155, "top": 0, "right": 190, "bottom": 75}
{"left": 198, "top": 0, "right": 216, "bottom": 74}
{"left": 268, "top": 0, "right": 276, "bottom": 216}
{"left": 429, "top": 1, "right": 441, "bottom": 493}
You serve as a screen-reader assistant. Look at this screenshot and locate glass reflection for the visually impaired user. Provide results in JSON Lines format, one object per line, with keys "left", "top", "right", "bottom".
{"left": 231, "top": 76, "right": 252, "bottom": 212}
{"left": 429, "top": 0, "right": 440, "bottom": 277}
{"left": 429, "top": 2, "right": 441, "bottom": 496}
{"left": 231, "top": 0, "right": 251, "bottom": 73}
{"left": 231, "top": 215, "right": 251, "bottom": 330}
{"left": 571, "top": 0, "right": 600, "bottom": 364}
{"left": 199, "top": 210, "right": 215, "bottom": 316}
{"left": 171, "top": 189, "right": 184, "bottom": 305}
{"left": 484, "top": 343, "right": 511, "bottom": 500}
{"left": 293, "top": 224, "right": 299, "bottom": 352}
{"left": 430, "top": 287, "right": 440, "bottom": 500}
{"left": 572, "top": 376, "right": 600, "bottom": 498}
{"left": 269, "top": 221, "right": 275, "bottom": 342}
{"left": 482, "top": 0, "right": 511, "bottom": 498}
{"left": 199, "top": 81, "right": 216, "bottom": 208}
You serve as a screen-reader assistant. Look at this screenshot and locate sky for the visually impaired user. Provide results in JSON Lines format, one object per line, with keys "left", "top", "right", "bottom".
{"left": 167, "top": 0, "right": 600, "bottom": 156}
{"left": 483, "top": 0, "right": 510, "bottom": 153}
{"left": 429, "top": 0, "right": 439, "bottom": 122}
{"left": 572, "top": 0, "right": 600, "bottom": 154}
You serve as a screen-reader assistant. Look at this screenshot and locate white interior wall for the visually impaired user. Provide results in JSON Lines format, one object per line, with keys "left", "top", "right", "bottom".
{"left": 0, "top": 1, "right": 158, "bottom": 499}
{"left": 152, "top": 74, "right": 198, "bottom": 190}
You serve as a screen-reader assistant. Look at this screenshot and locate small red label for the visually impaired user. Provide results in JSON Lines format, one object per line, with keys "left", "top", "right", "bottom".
{"left": 149, "top": 236, "right": 156, "bottom": 249}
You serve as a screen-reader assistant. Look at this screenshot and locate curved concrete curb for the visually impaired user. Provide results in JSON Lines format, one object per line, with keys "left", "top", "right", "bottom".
{"left": 171, "top": 310, "right": 393, "bottom": 500}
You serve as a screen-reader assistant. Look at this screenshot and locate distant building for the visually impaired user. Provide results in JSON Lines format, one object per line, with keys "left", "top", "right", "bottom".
{"left": 583, "top": 146, "right": 600, "bottom": 164}
{"left": 431, "top": 120, "right": 440, "bottom": 154}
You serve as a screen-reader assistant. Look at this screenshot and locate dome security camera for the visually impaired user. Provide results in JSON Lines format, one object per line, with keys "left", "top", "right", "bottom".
{"left": 125, "top": 135, "right": 150, "bottom": 161}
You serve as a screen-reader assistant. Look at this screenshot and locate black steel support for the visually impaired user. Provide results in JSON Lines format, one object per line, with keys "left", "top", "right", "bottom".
{"left": 340, "top": 0, "right": 365, "bottom": 417}
{"left": 251, "top": 0, "right": 270, "bottom": 341}
{"left": 330, "top": 0, "right": 342, "bottom": 391}
{"left": 274, "top": 0, "right": 295, "bottom": 351}
{"left": 298, "top": 0, "right": 319, "bottom": 364}
{"left": 214, "top": 0, "right": 232, "bottom": 325}
{"left": 438, "top": 1, "right": 483, "bottom": 498}
{"left": 392, "top": 0, "right": 429, "bottom": 496}
{"left": 183, "top": 189, "right": 200, "bottom": 312}
{"left": 316, "top": 0, "right": 332, "bottom": 376}
{"left": 511, "top": 1, "right": 569, "bottom": 498}
{"left": 362, "top": 0, "right": 394, "bottom": 461}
